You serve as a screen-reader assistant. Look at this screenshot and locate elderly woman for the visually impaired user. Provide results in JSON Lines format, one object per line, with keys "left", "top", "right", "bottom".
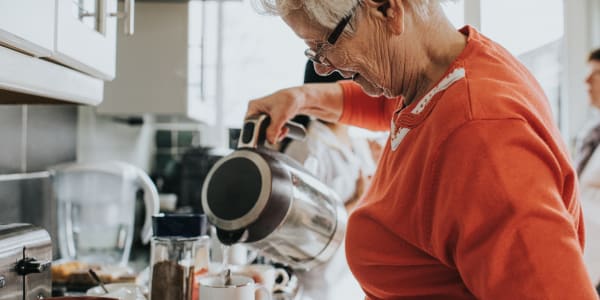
{"left": 246, "top": 0, "right": 598, "bottom": 299}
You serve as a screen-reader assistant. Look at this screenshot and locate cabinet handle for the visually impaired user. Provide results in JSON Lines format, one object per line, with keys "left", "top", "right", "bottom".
{"left": 109, "top": 0, "right": 135, "bottom": 35}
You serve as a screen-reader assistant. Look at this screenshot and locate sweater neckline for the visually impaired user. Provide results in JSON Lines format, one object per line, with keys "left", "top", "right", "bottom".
{"left": 387, "top": 25, "right": 479, "bottom": 151}
{"left": 390, "top": 67, "right": 465, "bottom": 151}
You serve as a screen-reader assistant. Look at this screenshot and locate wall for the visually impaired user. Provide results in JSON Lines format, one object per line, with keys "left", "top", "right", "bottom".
{"left": 0, "top": 104, "right": 77, "bottom": 256}
{"left": 0, "top": 104, "right": 156, "bottom": 259}
{"left": 518, "top": 40, "right": 563, "bottom": 125}
{"left": 591, "top": 0, "right": 600, "bottom": 48}
{"left": 77, "top": 106, "right": 155, "bottom": 171}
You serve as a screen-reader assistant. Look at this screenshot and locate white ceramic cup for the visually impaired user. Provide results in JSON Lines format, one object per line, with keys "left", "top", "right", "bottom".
{"left": 86, "top": 283, "right": 147, "bottom": 300}
{"left": 231, "top": 264, "right": 289, "bottom": 293}
{"left": 198, "top": 274, "right": 271, "bottom": 300}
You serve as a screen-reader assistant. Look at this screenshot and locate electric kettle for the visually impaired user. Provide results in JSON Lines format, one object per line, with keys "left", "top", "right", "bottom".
{"left": 201, "top": 115, "right": 346, "bottom": 270}
{"left": 51, "top": 161, "right": 160, "bottom": 266}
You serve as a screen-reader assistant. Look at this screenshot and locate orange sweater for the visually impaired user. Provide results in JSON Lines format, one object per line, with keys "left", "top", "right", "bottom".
{"left": 340, "top": 26, "right": 598, "bottom": 299}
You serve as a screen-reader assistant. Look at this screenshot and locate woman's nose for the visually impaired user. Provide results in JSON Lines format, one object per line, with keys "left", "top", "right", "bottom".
{"left": 313, "top": 63, "right": 337, "bottom": 76}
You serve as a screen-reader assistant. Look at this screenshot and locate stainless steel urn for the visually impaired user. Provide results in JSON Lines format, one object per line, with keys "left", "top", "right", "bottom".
{"left": 201, "top": 114, "right": 346, "bottom": 270}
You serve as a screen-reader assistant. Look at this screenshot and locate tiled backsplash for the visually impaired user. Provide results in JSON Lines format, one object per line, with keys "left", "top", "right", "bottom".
{"left": 0, "top": 104, "right": 221, "bottom": 259}
{"left": 0, "top": 180, "right": 22, "bottom": 224}
{"left": 26, "top": 106, "right": 77, "bottom": 171}
{"left": 0, "top": 106, "right": 24, "bottom": 173}
{"left": 0, "top": 105, "right": 77, "bottom": 175}
{"left": 0, "top": 105, "right": 77, "bottom": 257}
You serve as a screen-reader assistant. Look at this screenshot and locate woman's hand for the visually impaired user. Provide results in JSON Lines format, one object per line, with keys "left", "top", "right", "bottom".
{"left": 246, "top": 87, "right": 306, "bottom": 144}
{"left": 245, "top": 83, "right": 345, "bottom": 144}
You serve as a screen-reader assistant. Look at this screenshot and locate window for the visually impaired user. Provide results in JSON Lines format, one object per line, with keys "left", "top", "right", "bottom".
{"left": 480, "top": 0, "right": 564, "bottom": 125}
{"left": 208, "top": 1, "right": 566, "bottom": 139}
{"left": 592, "top": 0, "right": 600, "bottom": 47}
{"left": 442, "top": 0, "right": 465, "bottom": 29}
{"left": 217, "top": 0, "right": 467, "bottom": 129}
{"left": 481, "top": 0, "right": 564, "bottom": 57}
{"left": 207, "top": 1, "right": 306, "bottom": 129}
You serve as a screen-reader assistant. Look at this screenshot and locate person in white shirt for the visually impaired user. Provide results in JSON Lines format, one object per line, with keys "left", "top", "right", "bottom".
{"left": 573, "top": 48, "right": 600, "bottom": 293}
{"left": 280, "top": 60, "right": 380, "bottom": 300}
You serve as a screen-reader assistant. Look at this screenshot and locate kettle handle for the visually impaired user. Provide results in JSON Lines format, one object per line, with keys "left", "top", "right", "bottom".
{"left": 134, "top": 168, "right": 160, "bottom": 244}
{"left": 238, "top": 114, "right": 306, "bottom": 149}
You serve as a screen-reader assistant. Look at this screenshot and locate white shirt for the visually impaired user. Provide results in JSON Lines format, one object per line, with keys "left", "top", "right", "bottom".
{"left": 575, "top": 116, "right": 600, "bottom": 284}
{"left": 285, "top": 121, "right": 373, "bottom": 203}
{"left": 284, "top": 121, "right": 371, "bottom": 300}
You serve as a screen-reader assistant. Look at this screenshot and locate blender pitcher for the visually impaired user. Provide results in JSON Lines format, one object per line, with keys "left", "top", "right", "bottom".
{"left": 51, "top": 161, "right": 160, "bottom": 266}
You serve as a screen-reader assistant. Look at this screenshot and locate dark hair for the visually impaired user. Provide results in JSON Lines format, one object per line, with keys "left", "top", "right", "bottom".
{"left": 589, "top": 48, "right": 600, "bottom": 62}
{"left": 304, "top": 60, "right": 345, "bottom": 84}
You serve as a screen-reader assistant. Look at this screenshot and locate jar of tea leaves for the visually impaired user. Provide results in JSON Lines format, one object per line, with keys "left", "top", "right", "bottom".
{"left": 150, "top": 213, "right": 210, "bottom": 300}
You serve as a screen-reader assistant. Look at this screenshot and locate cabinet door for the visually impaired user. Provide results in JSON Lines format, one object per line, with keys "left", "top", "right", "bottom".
{"left": 0, "top": 0, "right": 55, "bottom": 57}
{"left": 54, "top": 0, "right": 117, "bottom": 80}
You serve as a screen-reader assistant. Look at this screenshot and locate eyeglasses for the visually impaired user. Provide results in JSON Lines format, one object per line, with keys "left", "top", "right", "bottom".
{"left": 304, "top": 5, "right": 357, "bottom": 67}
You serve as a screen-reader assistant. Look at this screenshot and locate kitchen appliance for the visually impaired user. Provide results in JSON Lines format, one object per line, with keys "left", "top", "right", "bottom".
{"left": 198, "top": 275, "right": 271, "bottom": 300}
{"left": 0, "top": 223, "right": 52, "bottom": 300}
{"left": 230, "top": 264, "right": 290, "bottom": 294}
{"left": 149, "top": 214, "right": 210, "bottom": 300}
{"left": 179, "top": 147, "right": 227, "bottom": 213}
{"left": 51, "top": 161, "right": 160, "bottom": 266}
{"left": 201, "top": 115, "right": 346, "bottom": 270}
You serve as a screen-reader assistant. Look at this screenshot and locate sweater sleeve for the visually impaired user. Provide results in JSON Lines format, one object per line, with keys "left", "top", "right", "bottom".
{"left": 429, "top": 119, "right": 598, "bottom": 300}
{"left": 338, "top": 80, "right": 401, "bottom": 131}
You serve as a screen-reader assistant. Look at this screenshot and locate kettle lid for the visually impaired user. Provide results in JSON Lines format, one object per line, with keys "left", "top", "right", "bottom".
{"left": 202, "top": 150, "right": 272, "bottom": 231}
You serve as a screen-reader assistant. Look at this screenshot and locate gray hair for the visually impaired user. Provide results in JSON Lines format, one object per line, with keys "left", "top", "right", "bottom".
{"left": 254, "top": 0, "right": 451, "bottom": 32}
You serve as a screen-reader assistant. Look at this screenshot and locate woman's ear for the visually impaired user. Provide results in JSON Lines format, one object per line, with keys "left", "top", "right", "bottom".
{"left": 365, "top": 0, "right": 404, "bottom": 35}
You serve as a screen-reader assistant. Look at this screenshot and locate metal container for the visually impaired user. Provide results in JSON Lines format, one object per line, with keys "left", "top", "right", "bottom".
{"left": 0, "top": 223, "right": 52, "bottom": 300}
{"left": 201, "top": 115, "right": 346, "bottom": 270}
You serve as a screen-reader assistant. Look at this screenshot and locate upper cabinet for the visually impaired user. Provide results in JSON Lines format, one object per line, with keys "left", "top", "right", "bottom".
{"left": 100, "top": 1, "right": 216, "bottom": 124}
{"left": 0, "top": 0, "right": 56, "bottom": 57}
{"left": 0, "top": 0, "right": 134, "bottom": 105}
{"left": 53, "top": 0, "right": 118, "bottom": 80}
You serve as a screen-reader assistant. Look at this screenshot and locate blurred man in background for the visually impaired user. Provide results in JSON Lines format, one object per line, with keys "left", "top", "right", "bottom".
{"left": 573, "top": 48, "right": 600, "bottom": 293}
{"left": 280, "top": 60, "right": 380, "bottom": 300}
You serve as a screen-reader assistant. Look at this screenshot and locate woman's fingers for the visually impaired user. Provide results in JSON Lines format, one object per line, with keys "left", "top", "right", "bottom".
{"left": 245, "top": 88, "right": 303, "bottom": 144}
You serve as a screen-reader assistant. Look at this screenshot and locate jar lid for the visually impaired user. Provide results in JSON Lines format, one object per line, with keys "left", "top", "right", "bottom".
{"left": 152, "top": 213, "right": 208, "bottom": 237}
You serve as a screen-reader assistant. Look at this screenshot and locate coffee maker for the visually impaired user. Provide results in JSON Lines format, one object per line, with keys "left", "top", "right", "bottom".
{"left": 202, "top": 115, "right": 346, "bottom": 270}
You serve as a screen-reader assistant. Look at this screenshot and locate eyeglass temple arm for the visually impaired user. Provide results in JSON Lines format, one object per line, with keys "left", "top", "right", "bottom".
{"left": 327, "top": 11, "right": 354, "bottom": 44}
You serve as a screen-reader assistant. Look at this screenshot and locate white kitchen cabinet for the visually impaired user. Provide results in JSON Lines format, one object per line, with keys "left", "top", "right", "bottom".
{"left": 100, "top": 1, "right": 216, "bottom": 124}
{"left": 0, "top": 45, "right": 103, "bottom": 105}
{"left": 0, "top": 0, "right": 126, "bottom": 105}
{"left": 0, "top": 0, "right": 56, "bottom": 57}
{"left": 53, "top": 0, "right": 118, "bottom": 80}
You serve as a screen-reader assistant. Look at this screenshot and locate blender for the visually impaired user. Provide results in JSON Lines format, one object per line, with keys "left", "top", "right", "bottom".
{"left": 51, "top": 161, "right": 160, "bottom": 266}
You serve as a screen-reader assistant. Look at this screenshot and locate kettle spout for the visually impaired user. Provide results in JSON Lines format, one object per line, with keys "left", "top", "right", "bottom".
{"left": 216, "top": 228, "right": 247, "bottom": 245}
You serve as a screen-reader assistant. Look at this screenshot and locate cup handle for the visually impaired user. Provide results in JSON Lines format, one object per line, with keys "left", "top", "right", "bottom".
{"left": 246, "top": 249, "right": 258, "bottom": 264}
{"left": 255, "top": 284, "right": 272, "bottom": 300}
{"left": 272, "top": 269, "right": 290, "bottom": 292}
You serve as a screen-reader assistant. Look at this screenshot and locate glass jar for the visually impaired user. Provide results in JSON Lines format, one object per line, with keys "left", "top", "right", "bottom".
{"left": 149, "top": 214, "right": 210, "bottom": 300}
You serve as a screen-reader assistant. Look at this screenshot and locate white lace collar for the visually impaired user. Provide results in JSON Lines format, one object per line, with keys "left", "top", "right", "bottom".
{"left": 390, "top": 68, "right": 466, "bottom": 151}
